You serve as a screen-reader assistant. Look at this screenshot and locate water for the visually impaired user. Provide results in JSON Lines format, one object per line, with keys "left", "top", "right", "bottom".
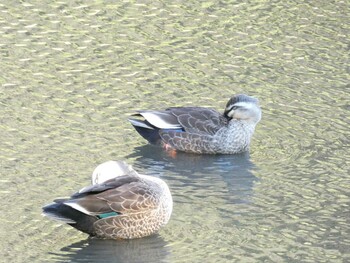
{"left": 0, "top": 0, "right": 349, "bottom": 262}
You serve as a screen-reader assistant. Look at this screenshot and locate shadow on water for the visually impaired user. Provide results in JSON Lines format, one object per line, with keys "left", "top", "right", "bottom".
{"left": 128, "top": 145, "right": 258, "bottom": 204}
{"left": 50, "top": 234, "right": 170, "bottom": 263}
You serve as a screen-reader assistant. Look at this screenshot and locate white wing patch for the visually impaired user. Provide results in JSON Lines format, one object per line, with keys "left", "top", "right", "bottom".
{"left": 128, "top": 119, "right": 154, "bottom": 129}
{"left": 64, "top": 201, "right": 94, "bottom": 216}
{"left": 139, "top": 112, "right": 182, "bottom": 129}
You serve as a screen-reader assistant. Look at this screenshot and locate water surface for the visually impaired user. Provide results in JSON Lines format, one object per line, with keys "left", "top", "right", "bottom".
{"left": 0, "top": 0, "right": 349, "bottom": 262}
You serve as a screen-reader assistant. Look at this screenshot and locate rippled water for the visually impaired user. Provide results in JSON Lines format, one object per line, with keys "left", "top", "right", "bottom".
{"left": 0, "top": 0, "right": 349, "bottom": 262}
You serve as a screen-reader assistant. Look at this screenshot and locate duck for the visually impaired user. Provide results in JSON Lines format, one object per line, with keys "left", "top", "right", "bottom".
{"left": 42, "top": 161, "right": 173, "bottom": 239}
{"left": 128, "top": 94, "right": 261, "bottom": 154}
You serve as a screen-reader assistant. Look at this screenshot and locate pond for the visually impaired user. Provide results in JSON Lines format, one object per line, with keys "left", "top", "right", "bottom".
{"left": 0, "top": 0, "right": 349, "bottom": 262}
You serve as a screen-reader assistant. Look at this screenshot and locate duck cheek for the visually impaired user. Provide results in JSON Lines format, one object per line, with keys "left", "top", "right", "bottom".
{"left": 234, "top": 111, "right": 248, "bottom": 120}
{"left": 232, "top": 111, "right": 241, "bottom": 119}
{"left": 228, "top": 110, "right": 235, "bottom": 118}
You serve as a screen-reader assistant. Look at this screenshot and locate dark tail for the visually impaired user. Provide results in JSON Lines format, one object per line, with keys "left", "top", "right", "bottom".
{"left": 128, "top": 118, "right": 162, "bottom": 144}
{"left": 42, "top": 201, "right": 98, "bottom": 236}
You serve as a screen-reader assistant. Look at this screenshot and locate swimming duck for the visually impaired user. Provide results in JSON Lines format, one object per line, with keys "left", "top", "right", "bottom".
{"left": 42, "top": 161, "right": 173, "bottom": 239}
{"left": 129, "top": 94, "right": 261, "bottom": 154}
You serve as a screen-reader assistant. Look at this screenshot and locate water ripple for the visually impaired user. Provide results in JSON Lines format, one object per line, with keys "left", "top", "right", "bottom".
{"left": 0, "top": 0, "right": 349, "bottom": 262}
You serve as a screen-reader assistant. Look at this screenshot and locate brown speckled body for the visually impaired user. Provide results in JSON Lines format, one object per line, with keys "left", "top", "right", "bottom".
{"left": 43, "top": 162, "right": 173, "bottom": 240}
{"left": 161, "top": 120, "right": 257, "bottom": 154}
{"left": 93, "top": 175, "right": 172, "bottom": 239}
{"left": 213, "top": 120, "right": 257, "bottom": 154}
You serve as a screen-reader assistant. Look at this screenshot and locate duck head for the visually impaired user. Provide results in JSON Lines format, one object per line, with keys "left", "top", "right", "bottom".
{"left": 224, "top": 94, "right": 261, "bottom": 124}
{"left": 91, "top": 160, "right": 136, "bottom": 185}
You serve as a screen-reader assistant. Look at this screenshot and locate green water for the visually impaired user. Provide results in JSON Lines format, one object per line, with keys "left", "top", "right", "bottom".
{"left": 0, "top": 0, "right": 349, "bottom": 262}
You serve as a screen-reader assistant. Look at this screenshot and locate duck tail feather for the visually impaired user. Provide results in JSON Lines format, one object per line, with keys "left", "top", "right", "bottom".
{"left": 42, "top": 201, "right": 97, "bottom": 235}
{"left": 128, "top": 118, "right": 162, "bottom": 144}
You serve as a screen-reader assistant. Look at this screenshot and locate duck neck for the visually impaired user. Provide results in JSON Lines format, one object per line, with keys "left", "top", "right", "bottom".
{"left": 229, "top": 119, "right": 256, "bottom": 135}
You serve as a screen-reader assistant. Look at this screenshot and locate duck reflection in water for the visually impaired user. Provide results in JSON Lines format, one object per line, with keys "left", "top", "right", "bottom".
{"left": 51, "top": 235, "right": 170, "bottom": 263}
{"left": 127, "top": 145, "right": 258, "bottom": 205}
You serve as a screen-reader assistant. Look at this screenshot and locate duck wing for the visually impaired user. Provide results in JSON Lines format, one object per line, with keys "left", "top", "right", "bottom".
{"left": 167, "top": 107, "right": 228, "bottom": 135}
{"left": 151, "top": 107, "right": 226, "bottom": 153}
{"left": 95, "top": 179, "right": 162, "bottom": 213}
{"left": 135, "top": 107, "right": 227, "bottom": 135}
{"left": 132, "top": 110, "right": 182, "bottom": 129}
{"left": 64, "top": 175, "right": 161, "bottom": 216}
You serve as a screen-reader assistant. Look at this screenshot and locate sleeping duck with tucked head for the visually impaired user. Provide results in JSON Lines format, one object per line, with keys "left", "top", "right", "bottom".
{"left": 42, "top": 161, "right": 173, "bottom": 239}
{"left": 129, "top": 94, "right": 261, "bottom": 154}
